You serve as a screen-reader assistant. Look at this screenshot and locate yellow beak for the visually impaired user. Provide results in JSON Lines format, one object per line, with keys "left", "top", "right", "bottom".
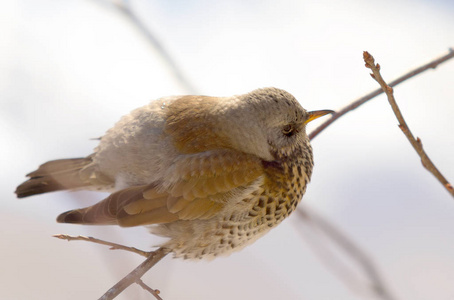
{"left": 305, "top": 110, "right": 334, "bottom": 124}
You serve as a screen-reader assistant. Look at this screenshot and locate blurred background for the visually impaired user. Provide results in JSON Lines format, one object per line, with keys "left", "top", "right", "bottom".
{"left": 1, "top": 0, "right": 453, "bottom": 299}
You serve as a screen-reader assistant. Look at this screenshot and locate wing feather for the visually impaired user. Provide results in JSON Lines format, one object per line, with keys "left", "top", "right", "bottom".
{"left": 57, "top": 149, "right": 264, "bottom": 227}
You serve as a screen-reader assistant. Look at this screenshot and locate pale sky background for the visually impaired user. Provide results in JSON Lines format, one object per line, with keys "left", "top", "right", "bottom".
{"left": 1, "top": 0, "right": 454, "bottom": 299}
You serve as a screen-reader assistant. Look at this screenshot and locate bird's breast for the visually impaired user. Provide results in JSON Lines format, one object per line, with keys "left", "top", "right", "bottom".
{"left": 252, "top": 153, "right": 312, "bottom": 226}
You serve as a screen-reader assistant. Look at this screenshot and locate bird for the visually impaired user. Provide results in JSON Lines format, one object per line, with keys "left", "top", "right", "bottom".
{"left": 16, "top": 87, "right": 332, "bottom": 260}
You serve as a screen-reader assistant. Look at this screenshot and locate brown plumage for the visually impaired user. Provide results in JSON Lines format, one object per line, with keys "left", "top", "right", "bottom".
{"left": 16, "top": 87, "right": 332, "bottom": 259}
{"left": 15, "top": 157, "right": 93, "bottom": 198}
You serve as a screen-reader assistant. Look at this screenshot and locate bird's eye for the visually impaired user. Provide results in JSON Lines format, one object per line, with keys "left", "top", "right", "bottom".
{"left": 282, "top": 124, "right": 294, "bottom": 137}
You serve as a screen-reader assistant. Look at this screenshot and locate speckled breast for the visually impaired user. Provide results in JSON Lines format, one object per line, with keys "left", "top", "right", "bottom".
{"left": 168, "top": 143, "right": 314, "bottom": 260}
{"left": 211, "top": 144, "right": 314, "bottom": 256}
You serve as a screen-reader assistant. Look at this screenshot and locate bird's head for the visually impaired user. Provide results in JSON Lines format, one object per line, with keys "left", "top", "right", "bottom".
{"left": 222, "top": 88, "right": 333, "bottom": 161}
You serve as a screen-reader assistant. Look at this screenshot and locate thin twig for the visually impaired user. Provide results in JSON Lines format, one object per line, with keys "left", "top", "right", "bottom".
{"left": 99, "top": 247, "right": 169, "bottom": 300}
{"left": 363, "top": 51, "right": 454, "bottom": 198}
{"left": 136, "top": 279, "right": 164, "bottom": 300}
{"left": 296, "top": 206, "right": 397, "bottom": 300}
{"left": 53, "top": 234, "right": 150, "bottom": 257}
{"left": 54, "top": 234, "right": 169, "bottom": 299}
{"left": 309, "top": 48, "right": 454, "bottom": 140}
{"left": 93, "top": 0, "right": 199, "bottom": 94}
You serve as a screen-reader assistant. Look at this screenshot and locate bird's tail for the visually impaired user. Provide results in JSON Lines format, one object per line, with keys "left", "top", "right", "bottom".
{"left": 16, "top": 157, "right": 94, "bottom": 198}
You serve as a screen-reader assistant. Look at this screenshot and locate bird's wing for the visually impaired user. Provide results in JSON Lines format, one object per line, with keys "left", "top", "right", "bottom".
{"left": 57, "top": 149, "right": 264, "bottom": 227}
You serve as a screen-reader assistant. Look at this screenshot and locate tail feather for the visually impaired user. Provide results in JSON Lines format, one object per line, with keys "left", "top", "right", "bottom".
{"left": 16, "top": 157, "right": 93, "bottom": 198}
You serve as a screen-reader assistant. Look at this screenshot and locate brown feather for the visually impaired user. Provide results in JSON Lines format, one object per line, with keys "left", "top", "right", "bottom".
{"left": 57, "top": 149, "right": 264, "bottom": 227}
{"left": 169, "top": 149, "right": 263, "bottom": 199}
{"left": 16, "top": 157, "right": 93, "bottom": 198}
{"left": 167, "top": 197, "right": 191, "bottom": 213}
{"left": 56, "top": 185, "right": 144, "bottom": 225}
{"left": 117, "top": 206, "right": 179, "bottom": 227}
{"left": 165, "top": 96, "right": 233, "bottom": 153}
{"left": 122, "top": 197, "right": 168, "bottom": 215}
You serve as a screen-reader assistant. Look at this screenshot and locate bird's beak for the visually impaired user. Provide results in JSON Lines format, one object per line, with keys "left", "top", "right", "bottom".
{"left": 305, "top": 110, "right": 334, "bottom": 124}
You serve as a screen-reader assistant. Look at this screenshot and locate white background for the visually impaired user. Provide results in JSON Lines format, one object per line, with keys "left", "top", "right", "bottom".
{"left": 1, "top": 0, "right": 453, "bottom": 299}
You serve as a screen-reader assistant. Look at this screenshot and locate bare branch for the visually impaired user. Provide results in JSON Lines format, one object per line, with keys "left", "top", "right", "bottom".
{"left": 54, "top": 234, "right": 169, "bottom": 299}
{"left": 99, "top": 247, "right": 169, "bottom": 300}
{"left": 93, "top": 0, "right": 199, "bottom": 94}
{"left": 309, "top": 48, "right": 454, "bottom": 140}
{"left": 296, "top": 206, "right": 397, "bottom": 300}
{"left": 136, "top": 279, "right": 164, "bottom": 300}
{"left": 53, "top": 234, "right": 150, "bottom": 257}
{"left": 363, "top": 51, "right": 454, "bottom": 198}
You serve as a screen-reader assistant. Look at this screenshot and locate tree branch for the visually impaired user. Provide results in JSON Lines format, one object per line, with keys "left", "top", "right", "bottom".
{"left": 99, "top": 247, "right": 169, "bottom": 300}
{"left": 363, "top": 51, "right": 454, "bottom": 198}
{"left": 53, "top": 234, "right": 150, "bottom": 257}
{"left": 54, "top": 234, "right": 169, "bottom": 299}
{"left": 296, "top": 206, "right": 397, "bottom": 300}
{"left": 136, "top": 279, "right": 164, "bottom": 300}
{"left": 93, "top": 0, "right": 199, "bottom": 94}
{"left": 309, "top": 48, "right": 454, "bottom": 140}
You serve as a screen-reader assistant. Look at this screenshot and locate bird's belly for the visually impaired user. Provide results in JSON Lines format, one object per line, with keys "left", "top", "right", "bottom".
{"left": 152, "top": 173, "right": 308, "bottom": 260}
